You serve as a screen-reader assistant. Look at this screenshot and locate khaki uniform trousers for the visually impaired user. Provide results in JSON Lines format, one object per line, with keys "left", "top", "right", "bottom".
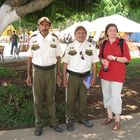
{"left": 66, "top": 74, "right": 88, "bottom": 123}
{"left": 33, "top": 67, "right": 57, "bottom": 127}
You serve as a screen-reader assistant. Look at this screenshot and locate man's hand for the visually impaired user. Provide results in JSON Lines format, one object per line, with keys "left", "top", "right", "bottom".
{"left": 90, "top": 77, "right": 96, "bottom": 88}
{"left": 26, "top": 75, "right": 32, "bottom": 86}
{"left": 57, "top": 74, "right": 62, "bottom": 87}
{"left": 62, "top": 77, "right": 68, "bottom": 88}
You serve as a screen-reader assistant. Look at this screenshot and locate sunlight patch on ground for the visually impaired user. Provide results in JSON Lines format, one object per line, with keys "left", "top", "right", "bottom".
{"left": 72, "top": 133, "right": 97, "bottom": 139}
{"left": 126, "top": 105, "right": 138, "bottom": 110}
{"left": 112, "top": 130, "right": 127, "bottom": 139}
{"left": 0, "top": 131, "right": 7, "bottom": 136}
{"left": 123, "top": 89, "right": 139, "bottom": 96}
{"left": 121, "top": 114, "right": 133, "bottom": 120}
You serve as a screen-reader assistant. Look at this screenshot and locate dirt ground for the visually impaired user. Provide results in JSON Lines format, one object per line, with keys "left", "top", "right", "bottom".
{"left": 0, "top": 60, "right": 140, "bottom": 120}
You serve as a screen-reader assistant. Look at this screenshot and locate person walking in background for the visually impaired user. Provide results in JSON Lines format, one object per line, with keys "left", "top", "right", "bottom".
{"left": 26, "top": 32, "right": 30, "bottom": 47}
{"left": 26, "top": 17, "right": 63, "bottom": 136}
{"left": 63, "top": 26, "right": 99, "bottom": 131}
{"left": 98, "top": 23, "right": 131, "bottom": 131}
{"left": 10, "top": 30, "right": 19, "bottom": 55}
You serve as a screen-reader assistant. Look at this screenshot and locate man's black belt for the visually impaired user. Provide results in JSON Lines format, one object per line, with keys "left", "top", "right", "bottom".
{"left": 67, "top": 70, "right": 90, "bottom": 77}
{"left": 33, "top": 64, "right": 55, "bottom": 70}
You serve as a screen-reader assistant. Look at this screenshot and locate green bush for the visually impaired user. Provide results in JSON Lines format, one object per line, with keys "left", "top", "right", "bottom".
{"left": 126, "top": 58, "right": 140, "bottom": 80}
{"left": 0, "top": 84, "right": 34, "bottom": 129}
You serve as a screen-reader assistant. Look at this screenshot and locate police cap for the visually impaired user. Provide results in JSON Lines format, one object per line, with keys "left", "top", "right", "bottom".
{"left": 38, "top": 17, "right": 51, "bottom": 25}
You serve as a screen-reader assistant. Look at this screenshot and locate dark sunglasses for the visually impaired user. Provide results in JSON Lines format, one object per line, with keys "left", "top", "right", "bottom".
{"left": 80, "top": 51, "right": 85, "bottom": 60}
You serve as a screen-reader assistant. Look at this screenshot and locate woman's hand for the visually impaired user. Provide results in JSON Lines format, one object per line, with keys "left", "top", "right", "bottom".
{"left": 101, "top": 58, "right": 110, "bottom": 65}
{"left": 107, "top": 55, "right": 116, "bottom": 61}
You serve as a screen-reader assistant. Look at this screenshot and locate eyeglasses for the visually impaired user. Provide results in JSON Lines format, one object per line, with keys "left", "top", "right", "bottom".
{"left": 80, "top": 51, "right": 85, "bottom": 60}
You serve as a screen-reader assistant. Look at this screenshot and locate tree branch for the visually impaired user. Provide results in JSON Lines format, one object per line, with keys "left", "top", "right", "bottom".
{"left": 5, "top": 0, "right": 28, "bottom": 7}
{"left": 16, "top": 0, "right": 53, "bottom": 17}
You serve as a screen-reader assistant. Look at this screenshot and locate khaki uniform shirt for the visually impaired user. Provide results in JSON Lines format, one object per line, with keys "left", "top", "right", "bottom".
{"left": 27, "top": 32, "right": 62, "bottom": 66}
{"left": 63, "top": 40, "right": 99, "bottom": 73}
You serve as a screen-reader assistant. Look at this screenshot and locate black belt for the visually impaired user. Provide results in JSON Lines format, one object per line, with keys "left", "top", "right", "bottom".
{"left": 67, "top": 70, "right": 90, "bottom": 77}
{"left": 33, "top": 64, "right": 55, "bottom": 70}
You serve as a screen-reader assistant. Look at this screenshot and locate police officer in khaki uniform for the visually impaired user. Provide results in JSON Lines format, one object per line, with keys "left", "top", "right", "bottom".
{"left": 26, "top": 17, "right": 63, "bottom": 136}
{"left": 63, "top": 26, "right": 99, "bottom": 131}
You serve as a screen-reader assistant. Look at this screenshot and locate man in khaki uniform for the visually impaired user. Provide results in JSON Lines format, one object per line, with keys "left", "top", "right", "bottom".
{"left": 63, "top": 26, "right": 99, "bottom": 131}
{"left": 26, "top": 17, "right": 63, "bottom": 136}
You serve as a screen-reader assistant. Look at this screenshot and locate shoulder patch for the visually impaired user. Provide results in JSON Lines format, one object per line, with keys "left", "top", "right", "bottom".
{"left": 67, "top": 41, "right": 74, "bottom": 45}
{"left": 51, "top": 33, "right": 58, "bottom": 39}
{"left": 30, "top": 34, "right": 37, "bottom": 39}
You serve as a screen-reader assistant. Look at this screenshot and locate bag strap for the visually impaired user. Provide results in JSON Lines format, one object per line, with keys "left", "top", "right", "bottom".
{"left": 101, "top": 40, "right": 107, "bottom": 58}
{"left": 118, "top": 38, "right": 124, "bottom": 56}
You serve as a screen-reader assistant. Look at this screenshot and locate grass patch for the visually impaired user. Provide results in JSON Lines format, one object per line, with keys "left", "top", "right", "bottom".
{"left": 0, "top": 67, "right": 17, "bottom": 77}
{"left": 126, "top": 58, "right": 140, "bottom": 80}
{"left": 0, "top": 84, "right": 34, "bottom": 129}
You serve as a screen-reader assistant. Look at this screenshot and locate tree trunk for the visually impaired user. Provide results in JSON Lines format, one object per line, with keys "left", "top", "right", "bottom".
{"left": 0, "top": 0, "right": 53, "bottom": 35}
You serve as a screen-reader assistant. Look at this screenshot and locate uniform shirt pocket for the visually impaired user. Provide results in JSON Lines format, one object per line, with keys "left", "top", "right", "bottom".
{"left": 50, "top": 44, "right": 57, "bottom": 48}
{"left": 31, "top": 44, "right": 40, "bottom": 50}
{"left": 68, "top": 50, "right": 77, "bottom": 56}
{"left": 85, "top": 49, "right": 93, "bottom": 56}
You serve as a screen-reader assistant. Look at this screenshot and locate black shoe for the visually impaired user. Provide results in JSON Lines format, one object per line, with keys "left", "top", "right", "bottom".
{"left": 34, "top": 127, "right": 43, "bottom": 136}
{"left": 66, "top": 123, "right": 74, "bottom": 131}
{"left": 79, "top": 120, "right": 93, "bottom": 128}
{"left": 50, "top": 125, "right": 63, "bottom": 133}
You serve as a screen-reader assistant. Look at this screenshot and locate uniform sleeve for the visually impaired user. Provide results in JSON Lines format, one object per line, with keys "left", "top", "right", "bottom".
{"left": 56, "top": 40, "right": 63, "bottom": 57}
{"left": 92, "top": 44, "right": 100, "bottom": 63}
{"left": 123, "top": 41, "right": 131, "bottom": 61}
{"left": 26, "top": 37, "right": 33, "bottom": 57}
{"left": 62, "top": 44, "right": 70, "bottom": 63}
{"left": 98, "top": 45, "right": 102, "bottom": 58}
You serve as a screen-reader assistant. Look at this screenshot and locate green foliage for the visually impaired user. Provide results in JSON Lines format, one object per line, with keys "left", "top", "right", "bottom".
{"left": 0, "top": 84, "right": 34, "bottom": 129}
{"left": 56, "top": 102, "right": 66, "bottom": 123}
{"left": 0, "top": 0, "right": 5, "bottom": 6}
{"left": 0, "top": 67, "right": 17, "bottom": 78}
{"left": 1, "top": 0, "right": 140, "bottom": 31}
{"left": 126, "top": 58, "right": 140, "bottom": 80}
{"left": 128, "top": 8, "right": 140, "bottom": 23}
{"left": 102, "top": 0, "right": 129, "bottom": 17}
{"left": 0, "top": 83, "right": 66, "bottom": 129}
{"left": 2, "top": 0, "right": 140, "bottom": 31}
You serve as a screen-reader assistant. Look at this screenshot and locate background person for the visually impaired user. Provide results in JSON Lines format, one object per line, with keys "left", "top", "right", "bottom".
{"left": 63, "top": 26, "right": 99, "bottom": 131}
{"left": 26, "top": 32, "right": 30, "bottom": 47}
{"left": 98, "top": 23, "right": 131, "bottom": 131}
{"left": 9, "top": 30, "right": 19, "bottom": 55}
{"left": 26, "top": 16, "right": 63, "bottom": 136}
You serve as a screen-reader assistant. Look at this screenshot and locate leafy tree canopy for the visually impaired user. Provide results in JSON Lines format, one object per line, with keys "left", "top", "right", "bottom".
{"left": 1, "top": 0, "right": 140, "bottom": 31}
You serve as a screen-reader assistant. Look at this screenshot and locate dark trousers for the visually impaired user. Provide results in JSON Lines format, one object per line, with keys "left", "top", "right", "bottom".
{"left": 10, "top": 42, "right": 18, "bottom": 54}
{"left": 33, "top": 67, "right": 57, "bottom": 127}
{"left": 66, "top": 74, "right": 88, "bottom": 123}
